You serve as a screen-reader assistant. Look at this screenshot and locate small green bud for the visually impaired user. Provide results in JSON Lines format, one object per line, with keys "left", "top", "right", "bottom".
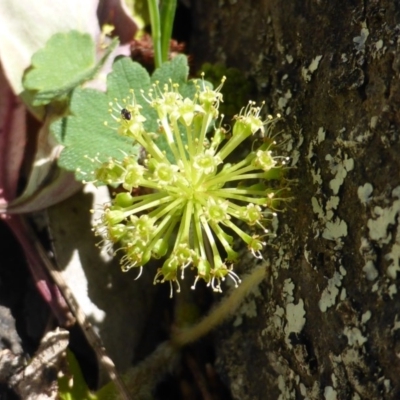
{"left": 152, "top": 238, "right": 169, "bottom": 258}
{"left": 159, "top": 257, "right": 179, "bottom": 282}
{"left": 105, "top": 209, "right": 125, "bottom": 225}
{"left": 115, "top": 192, "right": 134, "bottom": 208}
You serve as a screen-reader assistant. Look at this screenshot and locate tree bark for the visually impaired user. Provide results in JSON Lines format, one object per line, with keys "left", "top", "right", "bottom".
{"left": 191, "top": 1, "right": 400, "bottom": 399}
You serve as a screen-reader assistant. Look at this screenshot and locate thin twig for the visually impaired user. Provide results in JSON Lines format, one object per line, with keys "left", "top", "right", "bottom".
{"left": 119, "top": 267, "right": 268, "bottom": 398}
{"left": 172, "top": 266, "right": 267, "bottom": 348}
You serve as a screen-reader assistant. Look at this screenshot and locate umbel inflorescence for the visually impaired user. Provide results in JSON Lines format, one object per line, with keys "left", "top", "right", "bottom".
{"left": 92, "top": 76, "right": 288, "bottom": 296}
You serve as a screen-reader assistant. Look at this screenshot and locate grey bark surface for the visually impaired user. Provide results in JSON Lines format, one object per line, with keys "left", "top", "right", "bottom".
{"left": 191, "top": 1, "right": 400, "bottom": 399}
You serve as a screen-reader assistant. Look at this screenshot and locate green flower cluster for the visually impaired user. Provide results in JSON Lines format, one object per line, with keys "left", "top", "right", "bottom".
{"left": 93, "top": 77, "right": 287, "bottom": 296}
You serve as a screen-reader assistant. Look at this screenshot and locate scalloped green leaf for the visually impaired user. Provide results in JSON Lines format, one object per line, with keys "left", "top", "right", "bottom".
{"left": 52, "top": 55, "right": 197, "bottom": 182}
{"left": 23, "top": 30, "right": 118, "bottom": 106}
{"left": 152, "top": 53, "right": 188, "bottom": 85}
{"left": 52, "top": 86, "right": 138, "bottom": 182}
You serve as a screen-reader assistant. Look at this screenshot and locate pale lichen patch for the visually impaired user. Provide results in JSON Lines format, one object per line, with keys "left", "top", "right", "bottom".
{"left": 388, "top": 283, "right": 397, "bottom": 299}
{"left": 370, "top": 116, "right": 378, "bottom": 129}
{"left": 359, "top": 237, "right": 378, "bottom": 281}
{"left": 274, "top": 245, "right": 291, "bottom": 274}
{"left": 286, "top": 54, "right": 293, "bottom": 64}
{"left": 367, "top": 201, "right": 400, "bottom": 243}
{"left": 309, "top": 55, "right": 323, "bottom": 73}
{"left": 284, "top": 300, "right": 306, "bottom": 345}
{"left": 317, "top": 127, "right": 326, "bottom": 144}
{"left": 323, "top": 219, "right": 348, "bottom": 241}
{"left": 233, "top": 298, "right": 258, "bottom": 327}
{"left": 343, "top": 326, "right": 367, "bottom": 347}
{"left": 310, "top": 147, "right": 353, "bottom": 244}
{"left": 312, "top": 196, "right": 348, "bottom": 241}
{"left": 385, "top": 215, "right": 400, "bottom": 279}
{"left": 362, "top": 260, "right": 378, "bottom": 281}
{"left": 319, "top": 271, "right": 343, "bottom": 312}
{"left": 391, "top": 315, "right": 400, "bottom": 333}
{"left": 383, "top": 379, "right": 392, "bottom": 394}
{"left": 283, "top": 278, "right": 295, "bottom": 303}
{"left": 367, "top": 186, "right": 400, "bottom": 279}
{"left": 278, "top": 89, "right": 292, "bottom": 112}
{"left": 353, "top": 23, "right": 369, "bottom": 52}
{"left": 301, "top": 55, "right": 323, "bottom": 82}
{"left": 375, "top": 39, "right": 383, "bottom": 51}
{"left": 278, "top": 374, "right": 296, "bottom": 400}
{"left": 361, "top": 310, "right": 371, "bottom": 324}
{"left": 271, "top": 305, "right": 285, "bottom": 330}
{"left": 324, "top": 385, "right": 338, "bottom": 400}
{"left": 325, "top": 152, "right": 354, "bottom": 195}
{"left": 282, "top": 133, "right": 294, "bottom": 153}
{"left": 371, "top": 39, "right": 387, "bottom": 59}
{"left": 311, "top": 168, "right": 323, "bottom": 187}
{"left": 357, "top": 183, "right": 373, "bottom": 205}
{"left": 289, "top": 129, "right": 303, "bottom": 167}
{"left": 279, "top": 278, "right": 307, "bottom": 348}
{"left": 300, "top": 381, "right": 320, "bottom": 399}
{"left": 355, "top": 129, "right": 373, "bottom": 144}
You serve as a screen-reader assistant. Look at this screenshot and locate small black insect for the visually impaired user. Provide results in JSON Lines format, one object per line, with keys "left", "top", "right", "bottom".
{"left": 120, "top": 108, "right": 132, "bottom": 121}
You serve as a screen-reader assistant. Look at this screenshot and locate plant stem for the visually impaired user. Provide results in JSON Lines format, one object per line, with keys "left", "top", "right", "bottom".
{"left": 160, "top": 0, "right": 177, "bottom": 62}
{"left": 147, "top": 0, "right": 162, "bottom": 68}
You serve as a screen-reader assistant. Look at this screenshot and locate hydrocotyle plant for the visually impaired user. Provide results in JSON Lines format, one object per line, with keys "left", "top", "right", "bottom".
{"left": 90, "top": 73, "right": 288, "bottom": 297}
